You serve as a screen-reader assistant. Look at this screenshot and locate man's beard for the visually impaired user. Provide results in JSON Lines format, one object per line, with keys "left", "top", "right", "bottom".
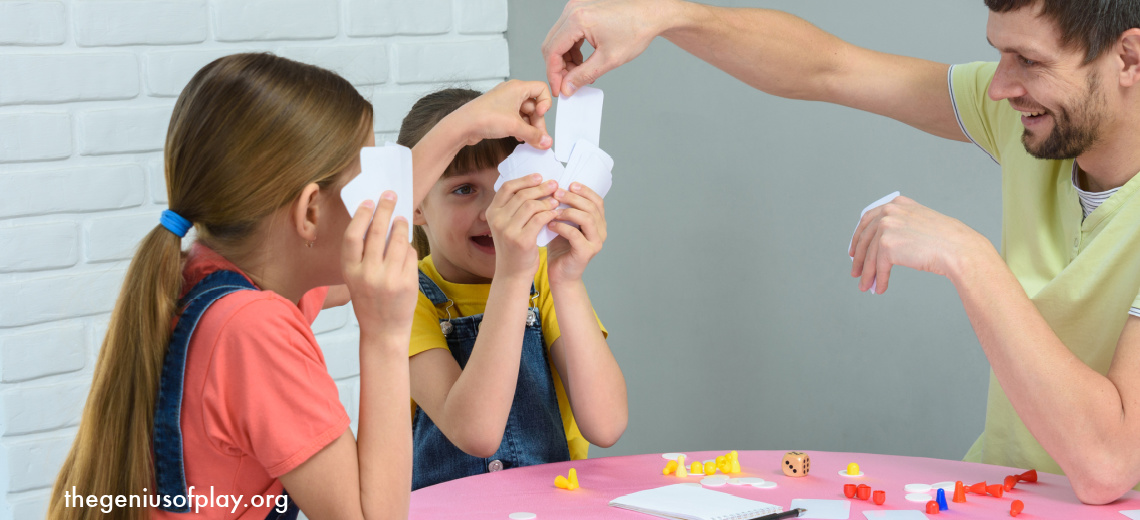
{"left": 1021, "top": 74, "right": 1105, "bottom": 160}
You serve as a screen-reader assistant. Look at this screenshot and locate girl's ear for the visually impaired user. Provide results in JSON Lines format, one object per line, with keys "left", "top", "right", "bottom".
{"left": 413, "top": 204, "right": 427, "bottom": 226}
{"left": 292, "top": 182, "right": 322, "bottom": 243}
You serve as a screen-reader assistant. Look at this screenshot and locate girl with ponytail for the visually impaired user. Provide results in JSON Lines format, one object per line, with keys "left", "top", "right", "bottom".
{"left": 48, "top": 53, "right": 553, "bottom": 520}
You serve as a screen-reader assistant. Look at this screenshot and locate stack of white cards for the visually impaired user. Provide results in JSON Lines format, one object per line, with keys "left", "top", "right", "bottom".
{"left": 340, "top": 142, "right": 415, "bottom": 243}
{"left": 495, "top": 86, "right": 615, "bottom": 246}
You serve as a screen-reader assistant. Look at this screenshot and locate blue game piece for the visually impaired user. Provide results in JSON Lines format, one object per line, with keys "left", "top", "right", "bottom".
{"left": 936, "top": 488, "right": 949, "bottom": 511}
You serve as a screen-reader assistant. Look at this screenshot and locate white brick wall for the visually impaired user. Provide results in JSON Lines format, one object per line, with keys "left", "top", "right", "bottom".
{"left": 0, "top": 1, "right": 510, "bottom": 518}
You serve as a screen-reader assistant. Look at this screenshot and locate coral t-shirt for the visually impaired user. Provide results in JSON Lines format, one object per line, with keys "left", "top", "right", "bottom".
{"left": 153, "top": 244, "right": 349, "bottom": 519}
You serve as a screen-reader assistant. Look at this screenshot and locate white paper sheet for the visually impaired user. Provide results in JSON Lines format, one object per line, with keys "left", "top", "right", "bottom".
{"left": 340, "top": 143, "right": 414, "bottom": 243}
{"left": 554, "top": 86, "right": 603, "bottom": 163}
{"left": 790, "top": 499, "right": 851, "bottom": 520}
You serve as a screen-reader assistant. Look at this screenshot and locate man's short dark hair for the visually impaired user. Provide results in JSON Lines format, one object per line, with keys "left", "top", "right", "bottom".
{"left": 985, "top": 0, "right": 1140, "bottom": 63}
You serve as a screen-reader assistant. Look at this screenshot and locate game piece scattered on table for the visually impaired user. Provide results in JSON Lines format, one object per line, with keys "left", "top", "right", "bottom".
{"left": 675, "top": 455, "right": 688, "bottom": 478}
{"left": 844, "top": 484, "right": 857, "bottom": 498}
{"left": 568, "top": 468, "right": 578, "bottom": 489}
{"left": 663, "top": 460, "right": 678, "bottom": 475}
{"left": 987, "top": 483, "right": 1005, "bottom": 498}
{"left": 873, "top": 490, "right": 886, "bottom": 505}
{"left": 953, "top": 481, "right": 967, "bottom": 503}
{"left": 554, "top": 468, "right": 579, "bottom": 490}
{"left": 903, "top": 483, "right": 930, "bottom": 493}
{"left": 690, "top": 462, "right": 702, "bottom": 475}
{"left": 701, "top": 477, "right": 728, "bottom": 487}
{"left": 926, "top": 500, "right": 940, "bottom": 514}
{"left": 857, "top": 484, "right": 871, "bottom": 501}
{"left": 508, "top": 513, "right": 536, "bottom": 520}
{"left": 661, "top": 452, "right": 684, "bottom": 460}
{"left": 1010, "top": 500, "right": 1024, "bottom": 517}
{"left": 841, "top": 462, "right": 864, "bottom": 477}
{"left": 1016, "top": 469, "right": 1037, "bottom": 483}
{"left": 1003, "top": 475, "right": 1018, "bottom": 491}
{"left": 703, "top": 462, "right": 716, "bottom": 476}
{"left": 936, "top": 488, "right": 948, "bottom": 511}
{"left": 904, "top": 493, "right": 932, "bottom": 502}
{"left": 931, "top": 481, "right": 956, "bottom": 491}
{"left": 729, "top": 451, "right": 742, "bottom": 473}
{"left": 782, "top": 451, "right": 811, "bottom": 477}
{"left": 966, "top": 481, "right": 987, "bottom": 495}
{"left": 752, "top": 481, "right": 777, "bottom": 489}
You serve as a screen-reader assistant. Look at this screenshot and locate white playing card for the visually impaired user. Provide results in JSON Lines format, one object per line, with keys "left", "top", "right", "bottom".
{"left": 536, "top": 139, "right": 614, "bottom": 247}
{"left": 495, "top": 143, "right": 565, "bottom": 192}
{"left": 341, "top": 143, "right": 414, "bottom": 243}
{"left": 554, "top": 86, "right": 603, "bottom": 163}
{"left": 849, "top": 191, "right": 900, "bottom": 294}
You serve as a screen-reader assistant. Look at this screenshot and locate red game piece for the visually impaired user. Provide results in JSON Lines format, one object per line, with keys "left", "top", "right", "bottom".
{"left": 987, "top": 484, "right": 1005, "bottom": 498}
{"left": 1010, "top": 499, "right": 1025, "bottom": 517}
{"left": 843, "top": 484, "right": 857, "bottom": 498}
{"left": 873, "top": 490, "right": 885, "bottom": 505}
{"left": 1004, "top": 475, "right": 1018, "bottom": 491}
{"left": 857, "top": 484, "right": 871, "bottom": 501}
{"left": 926, "top": 501, "right": 940, "bottom": 515}
{"left": 952, "top": 481, "right": 967, "bottom": 503}
{"left": 1017, "top": 469, "right": 1038, "bottom": 483}
{"left": 966, "top": 481, "right": 988, "bottom": 495}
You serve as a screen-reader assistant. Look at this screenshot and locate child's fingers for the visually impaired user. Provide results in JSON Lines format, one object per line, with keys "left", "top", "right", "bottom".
{"left": 553, "top": 185, "right": 602, "bottom": 217}
{"left": 554, "top": 207, "right": 603, "bottom": 244}
{"left": 521, "top": 208, "right": 560, "bottom": 240}
{"left": 504, "top": 180, "right": 559, "bottom": 217}
{"left": 510, "top": 198, "right": 560, "bottom": 232}
{"left": 363, "top": 192, "right": 397, "bottom": 266}
{"left": 385, "top": 218, "right": 410, "bottom": 263}
{"left": 492, "top": 174, "right": 543, "bottom": 209}
{"left": 548, "top": 221, "right": 591, "bottom": 252}
{"left": 343, "top": 200, "right": 376, "bottom": 265}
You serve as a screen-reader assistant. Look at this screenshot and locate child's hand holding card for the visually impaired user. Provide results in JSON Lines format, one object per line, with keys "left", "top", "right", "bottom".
{"left": 341, "top": 143, "right": 414, "bottom": 244}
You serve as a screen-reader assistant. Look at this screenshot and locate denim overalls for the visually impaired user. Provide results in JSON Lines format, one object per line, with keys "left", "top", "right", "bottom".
{"left": 411, "top": 271, "right": 570, "bottom": 490}
{"left": 154, "top": 270, "right": 299, "bottom": 519}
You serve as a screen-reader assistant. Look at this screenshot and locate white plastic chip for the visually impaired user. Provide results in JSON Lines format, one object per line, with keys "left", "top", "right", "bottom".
{"left": 905, "top": 493, "right": 933, "bottom": 502}
{"left": 509, "top": 513, "right": 536, "bottom": 520}
{"left": 904, "top": 483, "right": 932, "bottom": 493}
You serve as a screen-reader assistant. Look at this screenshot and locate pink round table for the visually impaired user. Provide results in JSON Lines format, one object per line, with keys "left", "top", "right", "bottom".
{"left": 409, "top": 450, "right": 1140, "bottom": 519}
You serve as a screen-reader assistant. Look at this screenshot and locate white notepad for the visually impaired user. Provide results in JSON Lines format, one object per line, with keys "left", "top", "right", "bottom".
{"left": 609, "top": 484, "right": 782, "bottom": 520}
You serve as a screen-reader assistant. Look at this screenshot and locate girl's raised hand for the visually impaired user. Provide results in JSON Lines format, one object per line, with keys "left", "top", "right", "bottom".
{"left": 486, "top": 174, "right": 561, "bottom": 281}
{"left": 342, "top": 192, "right": 420, "bottom": 347}
{"left": 453, "top": 80, "right": 554, "bottom": 149}
{"left": 547, "top": 182, "right": 607, "bottom": 284}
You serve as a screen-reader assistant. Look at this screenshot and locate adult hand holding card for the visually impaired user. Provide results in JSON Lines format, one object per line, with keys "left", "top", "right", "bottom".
{"left": 849, "top": 191, "right": 900, "bottom": 294}
{"left": 341, "top": 143, "right": 414, "bottom": 244}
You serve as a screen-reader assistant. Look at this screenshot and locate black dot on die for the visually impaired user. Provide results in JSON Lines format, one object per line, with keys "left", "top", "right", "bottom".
{"left": 792, "top": 468, "right": 798, "bottom": 473}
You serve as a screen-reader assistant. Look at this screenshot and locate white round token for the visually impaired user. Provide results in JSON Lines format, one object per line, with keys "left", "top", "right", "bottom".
{"left": 931, "top": 481, "right": 956, "bottom": 491}
{"left": 838, "top": 470, "right": 865, "bottom": 477}
{"left": 701, "top": 477, "right": 728, "bottom": 487}
{"left": 727, "top": 478, "right": 745, "bottom": 485}
{"left": 904, "top": 483, "right": 932, "bottom": 493}
{"left": 737, "top": 477, "right": 765, "bottom": 484}
{"left": 905, "top": 493, "right": 933, "bottom": 502}
{"left": 662, "top": 453, "right": 686, "bottom": 460}
{"left": 752, "top": 481, "right": 777, "bottom": 489}
{"left": 509, "top": 513, "right": 536, "bottom": 520}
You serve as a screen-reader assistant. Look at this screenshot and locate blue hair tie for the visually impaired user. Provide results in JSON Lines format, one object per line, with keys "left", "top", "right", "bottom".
{"left": 160, "top": 210, "right": 192, "bottom": 238}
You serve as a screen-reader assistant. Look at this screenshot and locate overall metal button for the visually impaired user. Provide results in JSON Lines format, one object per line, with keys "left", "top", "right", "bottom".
{"left": 488, "top": 460, "right": 504, "bottom": 472}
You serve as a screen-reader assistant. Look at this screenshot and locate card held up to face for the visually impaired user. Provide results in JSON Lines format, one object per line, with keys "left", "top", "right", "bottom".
{"left": 563, "top": 138, "right": 614, "bottom": 198}
{"left": 495, "top": 142, "right": 566, "bottom": 191}
{"left": 341, "top": 143, "right": 414, "bottom": 243}
{"left": 554, "top": 86, "right": 604, "bottom": 163}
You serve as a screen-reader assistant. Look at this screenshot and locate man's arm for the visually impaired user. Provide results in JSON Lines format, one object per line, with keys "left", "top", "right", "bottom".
{"left": 955, "top": 251, "right": 1140, "bottom": 504}
{"left": 849, "top": 196, "right": 1140, "bottom": 504}
{"left": 543, "top": 0, "right": 969, "bottom": 142}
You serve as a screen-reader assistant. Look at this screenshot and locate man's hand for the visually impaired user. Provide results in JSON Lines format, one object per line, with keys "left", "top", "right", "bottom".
{"left": 542, "top": 0, "right": 677, "bottom": 97}
{"left": 848, "top": 196, "right": 994, "bottom": 293}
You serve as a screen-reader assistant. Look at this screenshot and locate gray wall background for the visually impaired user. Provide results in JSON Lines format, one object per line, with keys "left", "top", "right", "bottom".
{"left": 506, "top": 1, "right": 1003, "bottom": 461}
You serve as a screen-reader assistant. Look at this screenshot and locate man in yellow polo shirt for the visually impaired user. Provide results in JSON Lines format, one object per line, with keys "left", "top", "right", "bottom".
{"left": 541, "top": 0, "right": 1140, "bottom": 504}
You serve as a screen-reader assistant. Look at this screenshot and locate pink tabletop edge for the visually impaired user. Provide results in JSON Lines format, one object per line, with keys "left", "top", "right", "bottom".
{"left": 409, "top": 450, "right": 1140, "bottom": 520}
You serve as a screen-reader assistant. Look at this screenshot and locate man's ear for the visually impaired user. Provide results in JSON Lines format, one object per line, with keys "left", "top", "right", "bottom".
{"left": 413, "top": 204, "right": 427, "bottom": 226}
{"left": 1118, "top": 28, "right": 1140, "bottom": 88}
{"left": 292, "top": 182, "right": 322, "bottom": 243}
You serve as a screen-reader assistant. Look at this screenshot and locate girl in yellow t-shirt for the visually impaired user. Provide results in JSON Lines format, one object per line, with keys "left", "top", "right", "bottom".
{"left": 397, "top": 88, "right": 628, "bottom": 489}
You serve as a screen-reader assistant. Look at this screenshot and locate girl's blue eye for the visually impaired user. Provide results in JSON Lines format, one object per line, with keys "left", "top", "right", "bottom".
{"left": 451, "top": 184, "right": 474, "bottom": 195}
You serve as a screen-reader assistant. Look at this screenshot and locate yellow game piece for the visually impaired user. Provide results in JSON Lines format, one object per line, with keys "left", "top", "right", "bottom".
{"left": 704, "top": 462, "right": 716, "bottom": 475}
{"left": 847, "top": 463, "right": 860, "bottom": 476}
{"left": 691, "top": 462, "right": 702, "bottom": 474}
{"left": 676, "top": 455, "right": 688, "bottom": 478}
{"left": 716, "top": 455, "right": 726, "bottom": 466}
{"left": 663, "top": 460, "right": 678, "bottom": 475}
{"left": 730, "top": 458, "right": 741, "bottom": 474}
{"left": 568, "top": 468, "right": 579, "bottom": 490}
{"left": 554, "top": 475, "right": 570, "bottom": 489}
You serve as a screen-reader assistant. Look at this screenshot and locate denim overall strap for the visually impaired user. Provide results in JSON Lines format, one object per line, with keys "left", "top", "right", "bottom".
{"left": 154, "top": 270, "right": 256, "bottom": 513}
{"left": 411, "top": 273, "right": 570, "bottom": 490}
